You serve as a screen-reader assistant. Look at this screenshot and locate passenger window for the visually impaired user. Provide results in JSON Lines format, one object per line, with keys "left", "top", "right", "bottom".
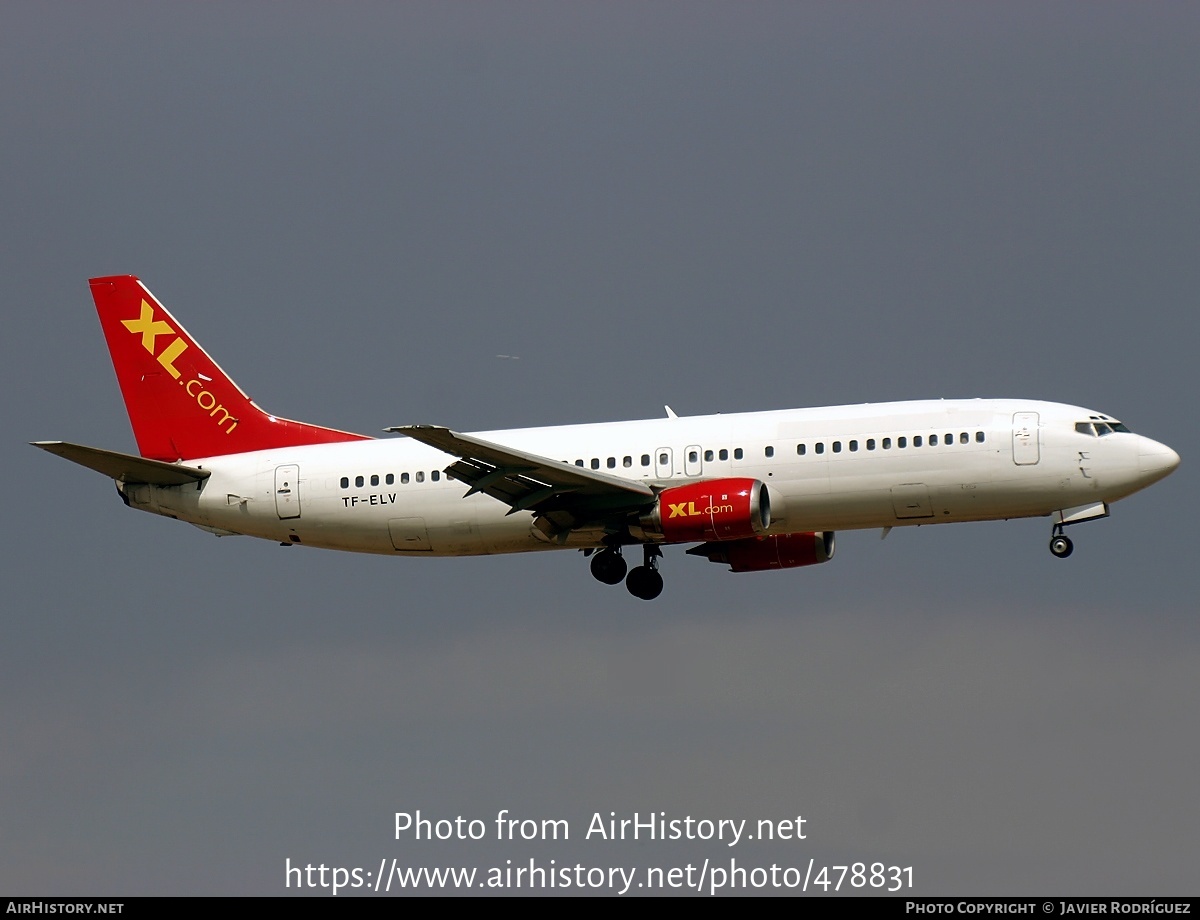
{"left": 960, "top": 432, "right": 969, "bottom": 444}
{"left": 431, "top": 470, "right": 440, "bottom": 481}
{"left": 849, "top": 440, "right": 859, "bottom": 452}
{"left": 764, "top": 446, "right": 774, "bottom": 458}
{"left": 913, "top": 435, "right": 923, "bottom": 447}
{"left": 575, "top": 459, "right": 584, "bottom": 467}
{"left": 832, "top": 441, "right": 842, "bottom": 453}
{"left": 591, "top": 458, "right": 600, "bottom": 470}
{"left": 658, "top": 453, "right": 668, "bottom": 466}
{"left": 386, "top": 474, "right": 394, "bottom": 485}
{"left": 882, "top": 438, "right": 892, "bottom": 449}
{"left": 944, "top": 432, "right": 952, "bottom": 444}
{"left": 976, "top": 431, "right": 985, "bottom": 443}
{"left": 704, "top": 450, "right": 713, "bottom": 462}
{"left": 641, "top": 454, "right": 651, "bottom": 467}
{"left": 355, "top": 475, "right": 364, "bottom": 487}
{"left": 340, "top": 477, "right": 349, "bottom": 489}
{"left": 607, "top": 457, "right": 616, "bottom": 468}
{"left": 719, "top": 449, "right": 729, "bottom": 461}
{"left": 688, "top": 451, "right": 698, "bottom": 463}
{"left": 416, "top": 471, "right": 425, "bottom": 483}
{"left": 734, "top": 448, "right": 743, "bottom": 460}
{"left": 930, "top": 434, "right": 938, "bottom": 446}
{"left": 797, "top": 444, "right": 806, "bottom": 456}
{"left": 624, "top": 456, "right": 633, "bottom": 467}
{"left": 370, "top": 474, "right": 379, "bottom": 486}
{"left": 815, "top": 442, "right": 825, "bottom": 454}
{"left": 898, "top": 437, "right": 907, "bottom": 448}
{"left": 401, "top": 472, "right": 410, "bottom": 484}
{"left": 867, "top": 439, "right": 876, "bottom": 450}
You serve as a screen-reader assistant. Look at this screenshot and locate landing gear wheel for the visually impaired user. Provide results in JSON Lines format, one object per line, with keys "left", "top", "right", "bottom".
{"left": 1049, "top": 534, "right": 1074, "bottom": 558}
{"left": 589, "top": 549, "right": 627, "bottom": 585}
{"left": 625, "top": 565, "right": 664, "bottom": 600}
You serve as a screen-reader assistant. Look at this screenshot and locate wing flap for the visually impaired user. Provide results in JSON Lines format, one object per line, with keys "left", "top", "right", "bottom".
{"left": 32, "top": 441, "right": 211, "bottom": 486}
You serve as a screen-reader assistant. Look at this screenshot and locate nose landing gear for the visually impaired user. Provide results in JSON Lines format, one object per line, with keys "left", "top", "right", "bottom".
{"left": 1049, "top": 525, "right": 1074, "bottom": 558}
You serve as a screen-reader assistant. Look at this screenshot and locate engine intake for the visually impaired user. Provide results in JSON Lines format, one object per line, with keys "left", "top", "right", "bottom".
{"left": 686, "top": 531, "right": 836, "bottom": 572}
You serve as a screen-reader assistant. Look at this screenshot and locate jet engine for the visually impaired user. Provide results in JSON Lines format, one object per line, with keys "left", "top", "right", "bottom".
{"left": 636, "top": 478, "right": 771, "bottom": 543}
{"left": 686, "top": 531, "right": 836, "bottom": 572}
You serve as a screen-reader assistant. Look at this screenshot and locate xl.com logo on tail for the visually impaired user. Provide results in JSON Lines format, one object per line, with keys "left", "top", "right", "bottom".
{"left": 122, "top": 300, "right": 239, "bottom": 435}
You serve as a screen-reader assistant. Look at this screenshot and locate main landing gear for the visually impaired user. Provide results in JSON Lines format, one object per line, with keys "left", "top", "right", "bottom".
{"left": 1049, "top": 525, "right": 1074, "bottom": 559}
{"left": 589, "top": 546, "right": 628, "bottom": 584}
{"left": 587, "top": 545, "right": 664, "bottom": 600}
{"left": 626, "top": 546, "right": 664, "bottom": 601}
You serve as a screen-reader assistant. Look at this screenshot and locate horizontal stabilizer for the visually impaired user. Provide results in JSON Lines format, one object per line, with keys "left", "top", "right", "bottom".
{"left": 31, "top": 441, "right": 211, "bottom": 486}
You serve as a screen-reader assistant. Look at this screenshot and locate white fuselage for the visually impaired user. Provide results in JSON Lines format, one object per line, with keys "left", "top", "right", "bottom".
{"left": 119, "top": 398, "right": 1179, "bottom": 556}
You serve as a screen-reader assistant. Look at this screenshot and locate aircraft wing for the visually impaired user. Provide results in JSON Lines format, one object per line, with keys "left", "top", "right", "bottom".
{"left": 386, "top": 425, "right": 655, "bottom": 537}
{"left": 32, "top": 441, "right": 211, "bottom": 486}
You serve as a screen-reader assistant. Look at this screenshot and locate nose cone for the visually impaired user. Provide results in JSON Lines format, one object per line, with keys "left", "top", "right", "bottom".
{"left": 1138, "top": 437, "right": 1181, "bottom": 484}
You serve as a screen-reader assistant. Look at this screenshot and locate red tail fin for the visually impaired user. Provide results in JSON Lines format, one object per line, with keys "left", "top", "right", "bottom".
{"left": 90, "top": 275, "right": 370, "bottom": 461}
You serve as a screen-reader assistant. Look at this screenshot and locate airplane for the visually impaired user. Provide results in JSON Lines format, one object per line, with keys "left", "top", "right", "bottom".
{"left": 34, "top": 275, "right": 1180, "bottom": 600}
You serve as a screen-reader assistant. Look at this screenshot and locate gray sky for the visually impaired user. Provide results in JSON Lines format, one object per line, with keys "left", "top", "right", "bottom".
{"left": 3, "top": 2, "right": 1197, "bottom": 895}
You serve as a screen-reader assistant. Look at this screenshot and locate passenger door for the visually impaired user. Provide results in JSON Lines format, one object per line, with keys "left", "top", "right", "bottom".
{"left": 274, "top": 464, "right": 301, "bottom": 519}
{"left": 1012, "top": 412, "right": 1040, "bottom": 465}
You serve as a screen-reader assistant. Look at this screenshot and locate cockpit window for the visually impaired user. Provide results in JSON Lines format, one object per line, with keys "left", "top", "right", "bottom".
{"left": 1076, "top": 419, "right": 1131, "bottom": 436}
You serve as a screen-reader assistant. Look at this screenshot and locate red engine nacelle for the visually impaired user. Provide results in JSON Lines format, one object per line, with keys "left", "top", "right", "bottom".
{"left": 686, "top": 531, "right": 836, "bottom": 572}
{"left": 639, "top": 478, "right": 771, "bottom": 543}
